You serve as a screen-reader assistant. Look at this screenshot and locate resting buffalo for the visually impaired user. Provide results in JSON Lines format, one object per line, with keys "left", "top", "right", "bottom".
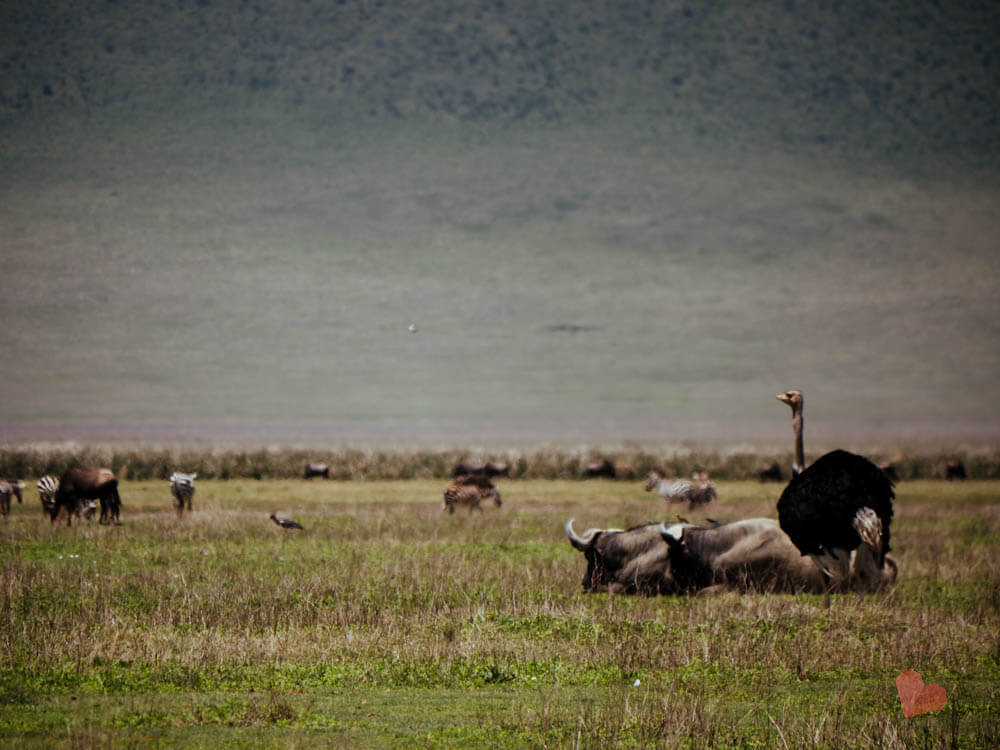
{"left": 584, "top": 460, "right": 617, "bottom": 479}
{"left": 303, "top": 462, "right": 330, "bottom": 479}
{"left": 565, "top": 517, "right": 897, "bottom": 596}
{"left": 452, "top": 461, "right": 510, "bottom": 478}
{"left": 52, "top": 468, "right": 121, "bottom": 526}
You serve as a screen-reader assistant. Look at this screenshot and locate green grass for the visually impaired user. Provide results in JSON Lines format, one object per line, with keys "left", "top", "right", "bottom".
{"left": 1, "top": 478, "right": 998, "bottom": 747}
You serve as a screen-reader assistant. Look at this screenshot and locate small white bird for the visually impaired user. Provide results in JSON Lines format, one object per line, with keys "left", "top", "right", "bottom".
{"left": 633, "top": 679, "right": 641, "bottom": 687}
{"left": 408, "top": 323, "right": 418, "bottom": 333}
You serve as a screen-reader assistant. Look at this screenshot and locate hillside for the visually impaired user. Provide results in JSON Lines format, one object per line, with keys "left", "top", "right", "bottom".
{"left": 1, "top": 1, "right": 998, "bottom": 445}
{"left": 2, "top": 0, "right": 998, "bottom": 162}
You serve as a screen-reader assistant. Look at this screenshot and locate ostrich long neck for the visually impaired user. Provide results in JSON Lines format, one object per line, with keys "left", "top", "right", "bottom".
{"left": 791, "top": 406, "right": 805, "bottom": 475}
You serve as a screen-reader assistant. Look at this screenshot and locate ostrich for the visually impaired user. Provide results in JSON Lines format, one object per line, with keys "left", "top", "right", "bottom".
{"left": 775, "top": 389, "right": 895, "bottom": 603}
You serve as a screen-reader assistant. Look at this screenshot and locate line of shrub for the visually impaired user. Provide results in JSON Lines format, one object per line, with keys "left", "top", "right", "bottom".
{"left": 0, "top": 445, "right": 997, "bottom": 481}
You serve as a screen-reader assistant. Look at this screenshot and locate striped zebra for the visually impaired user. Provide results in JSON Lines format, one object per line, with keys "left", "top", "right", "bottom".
{"left": 37, "top": 475, "right": 97, "bottom": 520}
{"left": 645, "top": 471, "right": 716, "bottom": 509}
{"left": 169, "top": 472, "right": 197, "bottom": 516}
{"left": 442, "top": 477, "right": 502, "bottom": 514}
{"left": 0, "top": 480, "right": 25, "bottom": 517}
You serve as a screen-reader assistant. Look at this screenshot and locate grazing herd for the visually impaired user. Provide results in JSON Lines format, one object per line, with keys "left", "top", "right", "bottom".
{"left": 0, "top": 390, "right": 980, "bottom": 609}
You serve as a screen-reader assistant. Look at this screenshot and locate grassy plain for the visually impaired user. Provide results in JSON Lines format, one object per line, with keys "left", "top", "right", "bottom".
{"left": 1, "top": 477, "right": 997, "bottom": 747}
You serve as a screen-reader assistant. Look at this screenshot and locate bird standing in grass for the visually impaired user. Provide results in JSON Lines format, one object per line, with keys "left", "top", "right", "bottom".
{"left": 775, "top": 389, "right": 895, "bottom": 604}
{"left": 270, "top": 513, "right": 303, "bottom": 529}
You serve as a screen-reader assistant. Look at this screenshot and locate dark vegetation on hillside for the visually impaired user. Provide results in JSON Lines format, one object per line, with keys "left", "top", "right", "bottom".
{"left": 2, "top": 0, "right": 998, "bottom": 162}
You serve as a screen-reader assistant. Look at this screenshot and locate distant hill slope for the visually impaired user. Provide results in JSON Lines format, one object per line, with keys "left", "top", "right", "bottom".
{"left": 2, "top": 0, "right": 998, "bottom": 162}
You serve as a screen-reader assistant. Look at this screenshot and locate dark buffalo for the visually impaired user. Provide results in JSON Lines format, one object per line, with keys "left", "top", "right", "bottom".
{"left": 565, "top": 517, "right": 897, "bottom": 596}
{"left": 945, "top": 460, "right": 967, "bottom": 480}
{"left": 304, "top": 462, "right": 330, "bottom": 479}
{"left": 757, "top": 461, "right": 784, "bottom": 482}
{"left": 52, "top": 468, "right": 121, "bottom": 526}
{"left": 583, "top": 459, "right": 616, "bottom": 479}
{"left": 452, "top": 461, "right": 510, "bottom": 479}
{"left": 878, "top": 462, "right": 899, "bottom": 483}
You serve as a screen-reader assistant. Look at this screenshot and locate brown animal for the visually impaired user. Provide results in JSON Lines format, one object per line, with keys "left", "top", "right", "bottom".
{"left": 757, "top": 461, "right": 784, "bottom": 482}
{"left": 303, "top": 462, "right": 330, "bottom": 479}
{"left": 51, "top": 468, "right": 121, "bottom": 526}
{"left": 451, "top": 461, "right": 510, "bottom": 478}
{"left": 442, "top": 478, "right": 502, "bottom": 514}
{"left": 584, "top": 459, "right": 617, "bottom": 479}
{"left": 0, "top": 480, "right": 25, "bottom": 517}
{"left": 645, "top": 471, "right": 716, "bottom": 508}
{"left": 565, "top": 517, "right": 897, "bottom": 596}
{"left": 945, "top": 460, "right": 967, "bottom": 480}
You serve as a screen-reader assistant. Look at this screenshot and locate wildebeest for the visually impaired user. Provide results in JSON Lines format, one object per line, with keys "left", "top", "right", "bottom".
{"left": 584, "top": 459, "right": 616, "bottom": 479}
{"left": 878, "top": 462, "right": 899, "bottom": 483}
{"left": 51, "top": 468, "right": 121, "bottom": 525}
{"left": 0, "top": 480, "right": 25, "bottom": 517}
{"left": 645, "top": 471, "right": 716, "bottom": 508}
{"left": 303, "top": 462, "right": 330, "bottom": 479}
{"left": 442, "top": 476, "right": 502, "bottom": 514}
{"left": 169, "top": 472, "right": 197, "bottom": 517}
{"left": 451, "top": 461, "right": 510, "bottom": 479}
{"left": 565, "top": 517, "right": 897, "bottom": 596}
{"left": 37, "top": 475, "right": 97, "bottom": 520}
{"left": 757, "top": 461, "right": 784, "bottom": 482}
{"left": 945, "top": 460, "right": 967, "bottom": 480}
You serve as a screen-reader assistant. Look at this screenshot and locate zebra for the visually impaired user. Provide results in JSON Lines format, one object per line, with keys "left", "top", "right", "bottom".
{"left": 37, "top": 475, "right": 97, "bottom": 520}
{"left": 38, "top": 475, "right": 59, "bottom": 516}
{"left": 169, "top": 472, "right": 197, "bottom": 516}
{"left": 442, "top": 478, "right": 502, "bottom": 514}
{"left": 644, "top": 471, "right": 716, "bottom": 509}
{"left": 0, "top": 480, "right": 25, "bottom": 517}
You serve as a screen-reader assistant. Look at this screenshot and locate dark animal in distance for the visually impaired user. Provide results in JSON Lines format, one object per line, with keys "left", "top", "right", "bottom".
{"left": 645, "top": 471, "right": 716, "bottom": 508}
{"left": 442, "top": 477, "right": 502, "bottom": 514}
{"left": 564, "top": 517, "right": 897, "bottom": 596}
{"left": 757, "top": 461, "right": 784, "bottom": 482}
{"left": 451, "top": 461, "right": 510, "bottom": 479}
{"left": 303, "top": 462, "right": 330, "bottom": 479}
{"left": 51, "top": 467, "right": 122, "bottom": 525}
{"left": 169, "top": 472, "right": 197, "bottom": 516}
{"left": 776, "top": 390, "right": 895, "bottom": 600}
{"left": 878, "top": 462, "right": 899, "bottom": 483}
{"left": 37, "top": 475, "right": 97, "bottom": 520}
{"left": 945, "top": 460, "right": 967, "bottom": 480}
{"left": 270, "top": 513, "right": 303, "bottom": 529}
{"left": 0, "top": 480, "right": 25, "bottom": 517}
{"left": 584, "top": 459, "right": 617, "bottom": 479}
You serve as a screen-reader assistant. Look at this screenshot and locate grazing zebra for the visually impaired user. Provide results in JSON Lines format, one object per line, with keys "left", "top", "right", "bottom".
{"left": 38, "top": 475, "right": 98, "bottom": 520}
{"left": 442, "top": 479, "right": 502, "bottom": 514}
{"left": 169, "top": 472, "right": 197, "bottom": 516}
{"left": 0, "top": 480, "right": 25, "bottom": 517}
{"left": 644, "top": 471, "right": 716, "bottom": 509}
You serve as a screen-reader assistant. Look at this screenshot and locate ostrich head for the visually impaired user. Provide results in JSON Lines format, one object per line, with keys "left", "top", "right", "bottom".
{"left": 776, "top": 389, "right": 803, "bottom": 411}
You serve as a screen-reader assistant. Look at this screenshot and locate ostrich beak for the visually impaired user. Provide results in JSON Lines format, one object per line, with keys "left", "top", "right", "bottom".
{"left": 776, "top": 393, "right": 791, "bottom": 404}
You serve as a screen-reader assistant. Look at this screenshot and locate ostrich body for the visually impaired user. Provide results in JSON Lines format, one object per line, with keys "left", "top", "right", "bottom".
{"left": 775, "top": 390, "right": 894, "bottom": 596}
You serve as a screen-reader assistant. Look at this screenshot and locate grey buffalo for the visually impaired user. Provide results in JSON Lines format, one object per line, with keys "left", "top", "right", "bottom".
{"left": 565, "top": 517, "right": 897, "bottom": 596}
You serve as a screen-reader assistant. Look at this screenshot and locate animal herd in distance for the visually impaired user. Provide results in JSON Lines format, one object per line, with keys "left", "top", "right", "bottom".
{"left": 1, "top": 391, "right": 975, "bottom": 607}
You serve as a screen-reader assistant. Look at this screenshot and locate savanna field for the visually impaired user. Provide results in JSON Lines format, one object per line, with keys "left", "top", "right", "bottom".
{"left": 1, "top": 456, "right": 998, "bottom": 748}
